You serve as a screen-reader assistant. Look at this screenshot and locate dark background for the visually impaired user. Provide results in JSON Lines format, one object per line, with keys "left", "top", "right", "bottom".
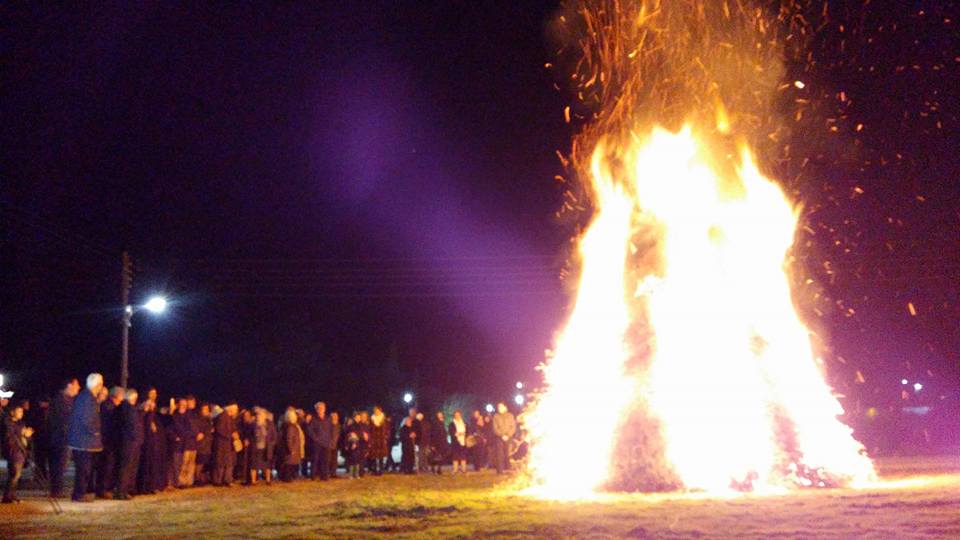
{"left": 1, "top": 1, "right": 957, "bottom": 449}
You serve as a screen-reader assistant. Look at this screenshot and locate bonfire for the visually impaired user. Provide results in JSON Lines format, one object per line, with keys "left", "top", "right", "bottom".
{"left": 524, "top": 0, "right": 876, "bottom": 498}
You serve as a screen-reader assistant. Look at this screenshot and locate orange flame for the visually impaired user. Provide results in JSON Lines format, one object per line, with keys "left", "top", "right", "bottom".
{"left": 525, "top": 126, "right": 875, "bottom": 497}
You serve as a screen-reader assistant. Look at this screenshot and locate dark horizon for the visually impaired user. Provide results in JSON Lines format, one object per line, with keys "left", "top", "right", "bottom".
{"left": 2, "top": 0, "right": 957, "bottom": 445}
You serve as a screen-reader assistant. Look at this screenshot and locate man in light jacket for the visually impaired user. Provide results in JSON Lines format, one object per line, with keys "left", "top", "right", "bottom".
{"left": 491, "top": 402, "right": 517, "bottom": 474}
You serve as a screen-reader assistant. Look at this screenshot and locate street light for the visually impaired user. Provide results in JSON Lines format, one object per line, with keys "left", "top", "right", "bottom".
{"left": 485, "top": 403, "right": 494, "bottom": 413}
{"left": 403, "top": 392, "right": 414, "bottom": 404}
{"left": 121, "top": 295, "right": 169, "bottom": 388}
{"left": 144, "top": 295, "right": 168, "bottom": 314}
{"left": 514, "top": 394, "right": 525, "bottom": 406}
{"left": 515, "top": 381, "right": 523, "bottom": 390}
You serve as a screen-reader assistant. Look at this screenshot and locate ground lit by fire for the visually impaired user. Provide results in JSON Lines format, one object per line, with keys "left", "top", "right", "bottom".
{"left": 3, "top": 457, "right": 957, "bottom": 538}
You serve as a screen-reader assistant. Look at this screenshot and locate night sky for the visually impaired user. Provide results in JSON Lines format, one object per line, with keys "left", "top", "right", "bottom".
{"left": 2, "top": 1, "right": 957, "bottom": 436}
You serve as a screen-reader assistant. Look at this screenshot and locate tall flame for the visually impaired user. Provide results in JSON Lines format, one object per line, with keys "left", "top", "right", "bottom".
{"left": 524, "top": 0, "right": 876, "bottom": 498}
{"left": 526, "top": 125, "right": 875, "bottom": 498}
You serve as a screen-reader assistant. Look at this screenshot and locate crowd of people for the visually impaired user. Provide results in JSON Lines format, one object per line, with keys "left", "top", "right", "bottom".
{"left": 1, "top": 373, "right": 521, "bottom": 504}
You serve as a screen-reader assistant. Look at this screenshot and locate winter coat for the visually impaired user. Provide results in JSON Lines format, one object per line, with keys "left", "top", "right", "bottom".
{"left": 280, "top": 422, "right": 305, "bottom": 465}
{"left": 195, "top": 416, "right": 214, "bottom": 455}
{"left": 100, "top": 399, "right": 122, "bottom": 450}
{"left": 120, "top": 402, "right": 144, "bottom": 447}
{"left": 46, "top": 391, "right": 74, "bottom": 449}
{"left": 2, "top": 414, "right": 29, "bottom": 463}
{"left": 213, "top": 413, "right": 237, "bottom": 464}
{"left": 265, "top": 421, "right": 278, "bottom": 463}
{"left": 306, "top": 415, "right": 333, "bottom": 449}
{"left": 368, "top": 415, "right": 390, "bottom": 459}
{"left": 66, "top": 388, "right": 102, "bottom": 451}
{"left": 492, "top": 412, "right": 517, "bottom": 440}
{"left": 172, "top": 412, "right": 198, "bottom": 452}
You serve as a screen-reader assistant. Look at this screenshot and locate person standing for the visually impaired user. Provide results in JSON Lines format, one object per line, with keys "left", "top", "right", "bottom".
{"left": 67, "top": 373, "right": 104, "bottom": 502}
{"left": 399, "top": 416, "right": 417, "bottom": 474}
{"left": 248, "top": 407, "right": 270, "bottom": 485}
{"left": 278, "top": 408, "right": 304, "bottom": 482}
{"left": 116, "top": 389, "right": 143, "bottom": 500}
{"left": 367, "top": 406, "right": 389, "bottom": 476}
{"left": 172, "top": 398, "right": 199, "bottom": 488}
{"left": 470, "top": 410, "right": 487, "bottom": 471}
{"left": 137, "top": 398, "right": 164, "bottom": 494}
{"left": 46, "top": 377, "right": 79, "bottom": 497}
{"left": 492, "top": 403, "right": 517, "bottom": 474}
{"left": 2, "top": 401, "right": 34, "bottom": 504}
{"left": 212, "top": 402, "right": 239, "bottom": 487}
{"left": 448, "top": 410, "right": 469, "bottom": 474}
{"left": 416, "top": 412, "right": 431, "bottom": 474}
{"left": 95, "top": 386, "right": 124, "bottom": 498}
{"left": 306, "top": 402, "right": 333, "bottom": 481}
{"left": 238, "top": 409, "right": 256, "bottom": 484}
{"left": 431, "top": 411, "right": 450, "bottom": 475}
{"left": 194, "top": 403, "right": 214, "bottom": 486}
{"left": 344, "top": 412, "right": 365, "bottom": 479}
{"left": 328, "top": 411, "right": 341, "bottom": 478}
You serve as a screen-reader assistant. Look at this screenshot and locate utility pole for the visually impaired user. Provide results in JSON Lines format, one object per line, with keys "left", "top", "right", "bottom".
{"left": 121, "top": 251, "right": 133, "bottom": 388}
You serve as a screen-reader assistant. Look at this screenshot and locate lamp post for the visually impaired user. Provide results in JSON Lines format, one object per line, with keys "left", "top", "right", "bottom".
{"left": 121, "top": 295, "right": 167, "bottom": 388}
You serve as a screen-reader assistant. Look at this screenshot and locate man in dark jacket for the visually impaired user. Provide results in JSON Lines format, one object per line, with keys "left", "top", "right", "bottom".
{"left": 212, "top": 402, "right": 239, "bottom": 487}
{"left": 116, "top": 389, "right": 144, "bottom": 500}
{"left": 2, "top": 401, "right": 34, "bottom": 503}
{"left": 416, "top": 412, "right": 431, "bottom": 474}
{"left": 46, "top": 377, "right": 79, "bottom": 497}
{"left": 67, "top": 373, "right": 104, "bottom": 502}
{"left": 172, "top": 398, "right": 199, "bottom": 487}
{"left": 193, "top": 403, "right": 214, "bottom": 486}
{"left": 306, "top": 401, "right": 333, "bottom": 480}
{"left": 95, "top": 386, "right": 124, "bottom": 498}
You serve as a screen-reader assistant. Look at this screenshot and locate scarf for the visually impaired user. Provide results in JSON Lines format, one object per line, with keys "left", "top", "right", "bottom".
{"left": 453, "top": 418, "right": 466, "bottom": 446}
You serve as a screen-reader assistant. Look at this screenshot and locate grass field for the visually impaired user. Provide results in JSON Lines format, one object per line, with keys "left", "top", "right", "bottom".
{"left": 3, "top": 456, "right": 959, "bottom": 539}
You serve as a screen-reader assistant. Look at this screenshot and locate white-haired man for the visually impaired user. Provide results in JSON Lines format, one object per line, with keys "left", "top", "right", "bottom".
{"left": 66, "top": 373, "right": 104, "bottom": 502}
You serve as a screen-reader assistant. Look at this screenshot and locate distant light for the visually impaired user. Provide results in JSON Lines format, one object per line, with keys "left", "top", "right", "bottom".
{"left": 124, "top": 305, "right": 134, "bottom": 315}
{"left": 485, "top": 403, "right": 494, "bottom": 413}
{"left": 515, "top": 381, "right": 523, "bottom": 390}
{"left": 0, "top": 373, "right": 4, "bottom": 388}
{"left": 913, "top": 382, "right": 923, "bottom": 392}
{"left": 794, "top": 80, "right": 805, "bottom": 89}
{"left": 143, "top": 296, "right": 168, "bottom": 314}
{"left": 514, "top": 394, "right": 525, "bottom": 406}
{"left": 403, "top": 392, "right": 413, "bottom": 404}
{"left": 901, "top": 379, "right": 908, "bottom": 385}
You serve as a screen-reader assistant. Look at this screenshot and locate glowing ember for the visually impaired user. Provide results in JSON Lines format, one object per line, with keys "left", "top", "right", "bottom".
{"left": 524, "top": 0, "right": 876, "bottom": 498}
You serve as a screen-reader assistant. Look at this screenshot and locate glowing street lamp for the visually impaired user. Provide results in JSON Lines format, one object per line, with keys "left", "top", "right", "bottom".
{"left": 143, "top": 295, "right": 168, "bottom": 314}
{"left": 121, "top": 294, "right": 169, "bottom": 388}
{"left": 515, "top": 381, "right": 524, "bottom": 390}
{"left": 514, "top": 394, "right": 525, "bottom": 406}
{"left": 913, "top": 382, "right": 923, "bottom": 392}
{"left": 403, "top": 392, "right": 414, "bottom": 404}
{"left": 485, "top": 403, "right": 494, "bottom": 413}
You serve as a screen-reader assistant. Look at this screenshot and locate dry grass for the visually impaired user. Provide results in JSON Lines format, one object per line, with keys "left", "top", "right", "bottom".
{"left": 3, "top": 456, "right": 959, "bottom": 539}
